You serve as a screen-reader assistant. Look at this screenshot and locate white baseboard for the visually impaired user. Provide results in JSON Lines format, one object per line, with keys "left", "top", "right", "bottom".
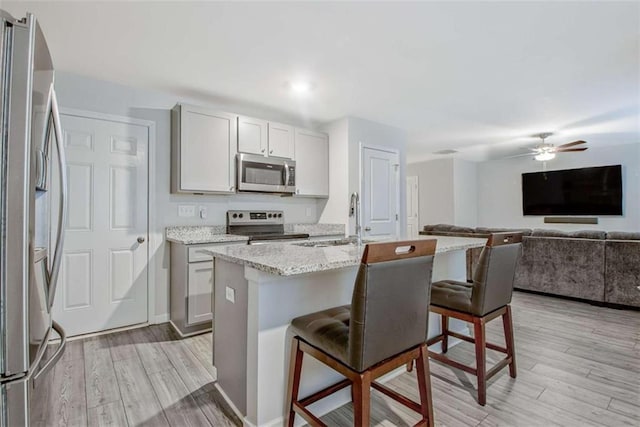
{"left": 154, "top": 313, "right": 170, "bottom": 324}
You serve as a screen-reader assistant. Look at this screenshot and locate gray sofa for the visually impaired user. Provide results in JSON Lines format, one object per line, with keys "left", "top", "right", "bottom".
{"left": 420, "top": 224, "right": 640, "bottom": 308}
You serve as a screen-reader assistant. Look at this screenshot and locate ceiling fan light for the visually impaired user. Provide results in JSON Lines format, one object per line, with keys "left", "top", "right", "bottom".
{"left": 534, "top": 152, "right": 556, "bottom": 161}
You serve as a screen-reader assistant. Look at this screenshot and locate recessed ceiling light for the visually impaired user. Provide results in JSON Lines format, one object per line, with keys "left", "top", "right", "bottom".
{"left": 433, "top": 149, "right": 458, "bottom": 155}
{"left": 289, "top": 81, "right": 313, "bottom": 95}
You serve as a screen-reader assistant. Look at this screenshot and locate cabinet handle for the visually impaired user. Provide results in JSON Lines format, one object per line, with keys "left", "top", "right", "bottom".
{"left": 364, "top": 227, "right": 372, "bottom": 231}
{"left": 137, "top": 236, "right": 146, "bottom": 244}
{"left": 296, "top": 189, "right": 300, "bottom": 194}
{"left": 230, "top": 186, "right": 235, "bottom": 191}
{"left": 269, "top": 150, "right": 273, "bottom": 154}
{"left": 261, "top": 149, "right": 265, "bottom": 153}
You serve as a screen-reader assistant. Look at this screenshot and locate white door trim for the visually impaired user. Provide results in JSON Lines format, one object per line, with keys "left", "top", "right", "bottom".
{"left": 59, "top": 108, "right": 159, "bottom": 325}
{"left": 359, "top": 142, "right": 401, "bottom": 238}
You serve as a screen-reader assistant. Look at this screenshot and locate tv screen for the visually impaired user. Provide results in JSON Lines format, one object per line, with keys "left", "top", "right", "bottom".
{"left": 522, "top": 165, "right": 622, "bottom": 216}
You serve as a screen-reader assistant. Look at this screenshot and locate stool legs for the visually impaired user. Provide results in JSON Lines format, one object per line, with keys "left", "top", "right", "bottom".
{"left": 285, "top": 338, "right": 304, "bottom": 427}
{"left": 415, "top": 344, "right": 435, "bottom": 427}
{"left": 441, "top": 315, "right": 449, "bottom": 353}
{"left": 502, "top": 305, "right": 517, "bottom": 378}
{"left": 473, "top": 318, "right": 487, "bottom": 406}
{"left": 352, "top": 372, "right": 371, "bottom": 426}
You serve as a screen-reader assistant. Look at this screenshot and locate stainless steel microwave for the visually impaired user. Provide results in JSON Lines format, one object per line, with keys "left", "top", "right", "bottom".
{"left": 237, "top": 153, "right": 296, "bottom": 194}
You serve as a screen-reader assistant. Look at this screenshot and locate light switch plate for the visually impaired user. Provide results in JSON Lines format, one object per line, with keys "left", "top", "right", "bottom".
{"left": 178, "top": 205, "right": 195, "bottom": 217}
{"left": 199, "top": 206, "right": 208, "bottom": 219}
{"left": 225, "top": 286, "right": 235, "bottom": 304}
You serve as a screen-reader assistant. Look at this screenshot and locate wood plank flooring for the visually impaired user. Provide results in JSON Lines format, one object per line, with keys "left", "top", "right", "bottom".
{"left": 33, "top": 292, "right": 639, "bottom": 426}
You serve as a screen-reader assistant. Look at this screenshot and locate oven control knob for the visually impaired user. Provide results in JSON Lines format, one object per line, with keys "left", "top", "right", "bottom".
{"left": 278, "top": 213, "right": 282, "bottom": 218}
{"left": 239, "top": 213, "right": 244, "bottom": 218}
{"left": 232, "top": 213, "right": 238, "bottom": 218}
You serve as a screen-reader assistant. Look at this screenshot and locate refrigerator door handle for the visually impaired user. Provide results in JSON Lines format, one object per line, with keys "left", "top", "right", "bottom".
{"left": 47, "top": 87, "right": 67, "bottom": 310}
{"left": 31, "top": 321, "right": 66, "bottom": 382}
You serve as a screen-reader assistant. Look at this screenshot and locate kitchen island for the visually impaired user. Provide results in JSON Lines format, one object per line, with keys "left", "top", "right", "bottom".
{"left": 205, "top": 236, "right": 487, "bottom": 427}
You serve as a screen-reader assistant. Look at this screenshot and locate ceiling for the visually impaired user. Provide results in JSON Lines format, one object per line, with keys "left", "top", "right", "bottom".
{"left": 4, "top": 1, "right": 640, "bottom": 162}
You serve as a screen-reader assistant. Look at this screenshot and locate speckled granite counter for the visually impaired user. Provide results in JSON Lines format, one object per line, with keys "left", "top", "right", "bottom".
{"left": 204, "top": 235, "right": 486, "bottom": 276}
{"left": 285, "top": 223, "right": 345, "bottom": 237}
{"left": 165, "top": 226, "right": 249, "bottom": 245}
{"left": 165, "top": 223, "right": 344, "bottom": 245}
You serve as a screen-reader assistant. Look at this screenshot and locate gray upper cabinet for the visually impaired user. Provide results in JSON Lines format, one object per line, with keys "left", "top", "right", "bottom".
{"left": 294, "top": 128, "right": 329, "bottom": 197}
{"left": 268, "top": 122, "right": 295, "bottom": 159}
{"left": 238, "top": 116, "right": 294, "bottom": 159}
{"left": 238, "top": 115, "right": 268, "bottom": 155}
{"left": 171, "top": 104, "right": 237, "bottom": 194}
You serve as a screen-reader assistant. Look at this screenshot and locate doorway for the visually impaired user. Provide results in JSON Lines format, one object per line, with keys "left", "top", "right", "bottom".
{"left": 361, "top": 146, "right": 400, "bottom": 239}
{"left": 50, "top": 112, "right": 151, "bottom": 336}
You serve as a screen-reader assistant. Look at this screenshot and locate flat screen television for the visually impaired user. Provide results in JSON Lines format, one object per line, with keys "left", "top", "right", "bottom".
{"left": 522, "top": 165, "right": 622, "bottom": 216}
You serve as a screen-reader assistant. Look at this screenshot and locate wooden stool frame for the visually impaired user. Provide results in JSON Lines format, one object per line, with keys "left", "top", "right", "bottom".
{"left": 425, "top": 304, "right": 516, "bottom": 406}
{"left": 285, "top": 337, "right": 434, "bottom": 426}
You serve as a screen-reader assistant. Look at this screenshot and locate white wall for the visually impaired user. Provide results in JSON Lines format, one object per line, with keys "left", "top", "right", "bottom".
{"left": 319, "top": 118, "right": 349, "bottom": 225}
{"left": 406, "top": 158, "right": 477, "bottom": 228}
{"left": 54, "top": 72, "right": 324, "bottom": 321}
{"left": 347, "top": 117, "right": 408, "bottom": 236}
{"left": 407, "top": 159, "right": 455, "bottom": 225}
{"left": 477, "top": 143, "right": 640, "bottom": 231}
{"left": 318, "top": 116, "right": 408, "bottom": 237}
{"left": 453, "top": 159, "right": 478, "bottom": 227}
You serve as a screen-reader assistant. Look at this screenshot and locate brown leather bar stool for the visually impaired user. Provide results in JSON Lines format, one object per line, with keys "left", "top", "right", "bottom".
{"left": 285, "top": 240, "right": 438, "bottom": 427}
{"left": 427, "top": 232, "right": 522, "bottom": 406}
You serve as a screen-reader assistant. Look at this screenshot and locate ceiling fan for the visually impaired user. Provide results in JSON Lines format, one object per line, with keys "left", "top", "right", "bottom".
{"left": 519, "top": 133, "right": 588, "bottom": 161}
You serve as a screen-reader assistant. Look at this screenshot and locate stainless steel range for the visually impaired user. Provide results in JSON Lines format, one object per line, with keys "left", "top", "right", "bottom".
{"left": 227, "top": 210, "right": 309, "bottom": 244}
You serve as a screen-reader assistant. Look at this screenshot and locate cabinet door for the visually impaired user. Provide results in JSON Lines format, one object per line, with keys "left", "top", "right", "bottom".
{"left": 294, "top": 128, "right": 329, "bottom": 197}
{"left": 187, "top": 262, "right": 214, "bottom": 325}
{"left": 238, "top": 116, "right": 268, "bottom": 156}
{"left": 268, "top": 122, "right": 295, "bottom": 159}
{"left": 178, "top": 105, "right": 237, "bottom": 193}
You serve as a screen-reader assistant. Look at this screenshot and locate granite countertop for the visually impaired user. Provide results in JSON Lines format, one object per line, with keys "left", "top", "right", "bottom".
{"left": 165, "top": 223, "right": 346, "bottom": 245}
{"left": 204, "top": 235, "right": 487, "bottom": 276}
{"left": 165, "top": 226, "right": 249, "bottom": 245}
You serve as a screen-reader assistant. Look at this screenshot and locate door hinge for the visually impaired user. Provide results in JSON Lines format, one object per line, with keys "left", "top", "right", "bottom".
{"left": 395, "top": 214, "right": 399, "bottom": 220}
{"left": 393, "top": 164, "right": 399, "bottom": 172}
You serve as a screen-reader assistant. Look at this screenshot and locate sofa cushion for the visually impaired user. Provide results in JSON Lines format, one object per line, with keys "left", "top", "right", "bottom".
{"left": 604, "top": 240, "right": 640, "bottom": 307}
{"left": 423, "top": 224, "right": 475, "bottom": 234}
{"left": 531, "top": 229, "right": 606, "bottom": 240}
{"left": 606, "top": 231, "right": 640, "bottom": 241}
{"left": 475, "top": 227, "right": 532, "bottom": 236}
{"left": 514, "top": 237, "right": 605, "bottom": 302}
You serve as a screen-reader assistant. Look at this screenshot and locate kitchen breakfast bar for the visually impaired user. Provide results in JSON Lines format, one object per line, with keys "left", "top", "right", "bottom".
{"left": 204, "top": 236, "right": 487, "bottom": 427}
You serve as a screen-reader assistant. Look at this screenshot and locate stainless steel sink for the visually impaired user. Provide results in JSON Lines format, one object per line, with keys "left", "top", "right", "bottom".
{"left": 294, "top": 238, "right": 375, "bottom": 248}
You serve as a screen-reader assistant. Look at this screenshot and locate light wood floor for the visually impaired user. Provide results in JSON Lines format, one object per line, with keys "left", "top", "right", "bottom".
{"left": 34, "top": 292, "right": 639, "bottom": 426}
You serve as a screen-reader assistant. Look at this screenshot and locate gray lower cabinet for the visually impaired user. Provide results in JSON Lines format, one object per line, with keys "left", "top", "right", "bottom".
{"left": 170, "top": 241, "right": 244, "bottom": 336}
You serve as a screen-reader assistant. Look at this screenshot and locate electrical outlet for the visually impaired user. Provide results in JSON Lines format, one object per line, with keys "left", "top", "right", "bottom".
{"left": 225, "top": 286, "right": 235, "bottom": 304}
{"left": 199, "top": 206, "right": 208, "bottom": 219}
{"left": 178, "top": 205, "right": 195, "bottom": 217}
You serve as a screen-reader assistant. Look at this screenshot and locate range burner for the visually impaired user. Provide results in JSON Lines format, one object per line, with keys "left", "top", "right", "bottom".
{"left": 227, "top": 210, "right": 309, "bottom": 244}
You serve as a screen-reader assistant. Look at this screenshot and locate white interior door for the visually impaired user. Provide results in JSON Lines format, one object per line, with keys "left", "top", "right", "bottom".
{"left": 406, "top": 176, "right": 419, "bottom": 238}
{"left": 51, "top": 114, "right": 149, "bottom": 336}
{"left": 362, "top": 146, "right": 399, "bottom": 239}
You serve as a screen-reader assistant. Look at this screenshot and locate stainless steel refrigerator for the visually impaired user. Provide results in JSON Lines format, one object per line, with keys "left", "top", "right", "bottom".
{"left": 0, "top": 10, "right": 67, "bottom": 426}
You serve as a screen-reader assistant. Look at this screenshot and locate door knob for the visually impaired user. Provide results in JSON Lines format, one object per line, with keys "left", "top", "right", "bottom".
{"left": 364, "top": 227, "right": 371, "bottom": 231}
{"left": 137, "top": 236, "right": 146, "bottom": 244}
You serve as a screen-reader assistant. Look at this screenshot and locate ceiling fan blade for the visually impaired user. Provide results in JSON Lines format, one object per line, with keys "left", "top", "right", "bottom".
{"left": 503, "top": 153, "right": 537, "bottom": 159}
{"left": 557, "top": 147, "right": 588, "bottom": 152}
{"left": 557, "top": 140, "right": 587, "bottom": 149}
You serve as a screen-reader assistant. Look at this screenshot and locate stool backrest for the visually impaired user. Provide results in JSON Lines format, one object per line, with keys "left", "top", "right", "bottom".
{"left": 471, "top": 232, "right": 523, "bottom": 316}
{"left": 349, "top": 239, "right": 436, "bottom": 372}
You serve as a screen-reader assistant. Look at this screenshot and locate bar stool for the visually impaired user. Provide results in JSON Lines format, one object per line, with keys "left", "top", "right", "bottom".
{"left": 427, "top": 232, "right": 522, "bottom": 406}
{"left": 285, "top": 240, "right": 437, "bottom": 426}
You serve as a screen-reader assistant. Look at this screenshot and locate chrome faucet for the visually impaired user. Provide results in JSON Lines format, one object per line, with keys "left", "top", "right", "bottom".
{"left": 349, "top": 192, "right": 362, "bottom": 246}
